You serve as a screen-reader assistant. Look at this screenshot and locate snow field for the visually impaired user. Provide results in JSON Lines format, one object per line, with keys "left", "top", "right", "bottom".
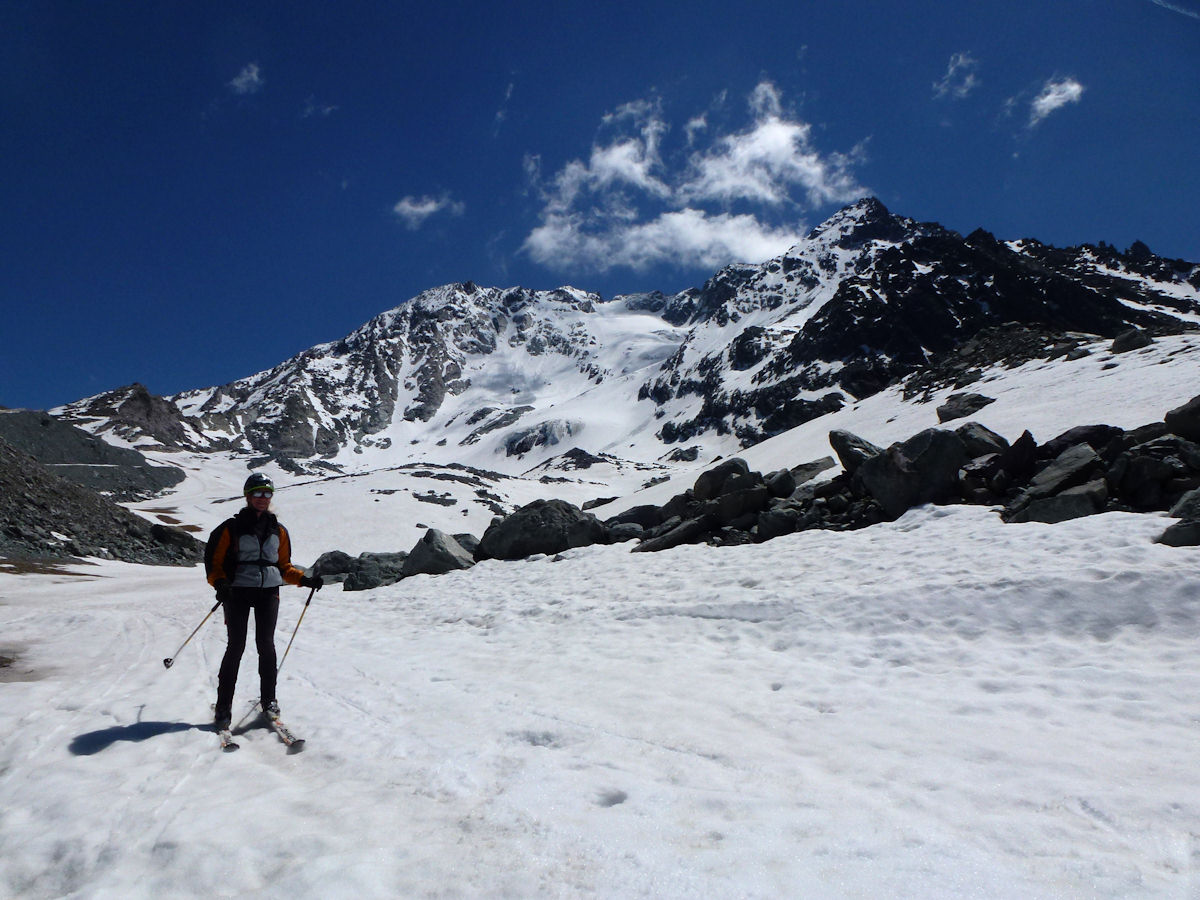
{"left": 1, "top": 505, "right": 1198, "bottom": 898}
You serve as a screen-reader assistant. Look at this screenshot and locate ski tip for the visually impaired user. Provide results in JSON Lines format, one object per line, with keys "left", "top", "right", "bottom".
{"left": 222, "top": 741, "right": 240, "bottom": 752}
{"left": 286, "top": 739, "right": 306, "bottom": 755}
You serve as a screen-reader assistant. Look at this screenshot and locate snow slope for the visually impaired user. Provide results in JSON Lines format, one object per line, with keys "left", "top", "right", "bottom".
{"left": 0, "top": 507, "right": 1197, "bottom": 898}
{"left": 3, "top": 331, "right": 1200, "bottom": 898}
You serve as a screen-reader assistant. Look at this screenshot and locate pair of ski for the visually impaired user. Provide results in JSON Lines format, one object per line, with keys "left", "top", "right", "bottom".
{"left": 219, "top": 710, "right": 305, "bottom": 754}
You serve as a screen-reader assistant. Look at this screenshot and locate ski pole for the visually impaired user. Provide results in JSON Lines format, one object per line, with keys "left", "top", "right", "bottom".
{"left": 163, "top": 598, "right": 222, "bottom": 668}
{"left": 276, "top": 586, "right": 316, "bottom": 677}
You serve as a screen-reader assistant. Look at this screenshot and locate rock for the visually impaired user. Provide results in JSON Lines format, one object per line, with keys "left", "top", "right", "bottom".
{"left": 1002, "top": 443, "right": 1103, "bottom": 521}
{"left": 955, "top": 421, "right": 1009, "bottom": 459}
{"left": 693, "top": 458, "right": 751, "bottom": 501}
{"left": 713, "top": 486, "right": 771, "bottom": 525}
{"left": 757, "top": 505, "right": 801, "bottom": 541}
{"left": 1169, "top": 487, "right": 1200, "bottom": 520}
{"left": 607, "top": 522, "right": 644, "bottom": 543}
{"left": 1111, "top": 329, "right": 1153, "bottom": 353}
{"left": 991, "top": 430, "right": 1039, "bottom": 490}
{"left": 1007, "top": 480, "right": 1107, "bottom": 524}
{"left": 764, "top": 469, "right": 796, "bottom": 498}
{"left": 1111, "top": 436, "right": 1200, "bottom": 510}
{"left": 1165, "top": 395, "right": 1200, "bottom": 442}
{"left": 633, "top": 515, "right": 715, "bottom": 553}
{"left": 401, "top": 529, "right": 475, "bottom": 577}
{"left": 791, "top": 456, "right": 837, "bottom": 487}
{"left": 661, "top": 491, "right": 702, "bottom": 522}
{"left": 452, "top": 533, "right": 481, "bottom": 557}
{"left": 476, "top": 498, "right": 607, "bottom": 561}
{"left": 1039, "top": 424, "right": 1124, "bottom": 461}
{"left": 342, "top": 552, "right": 409, "bottom": 591}
{"left": 604, "top": 504, "right": 664, "bottom": 530}
{"left": 853, "top": 428, "right": 968, "bottom": 519}
{"left": 936, "top": 392, "right": 996, "bottom": 423}
{"left": 1156, "top": 520, "right": 1200, "bottom": 547}
{"left": 1028, "top": 444, "right": 1103, "bottom": 497}
{"left": 313, "top": 550, "right": 355, "bottom": 582}
{"left": 828, "top": 430, "right": 882, "bottom": 476}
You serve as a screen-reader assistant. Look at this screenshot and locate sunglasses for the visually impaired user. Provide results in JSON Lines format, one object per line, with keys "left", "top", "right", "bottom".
{"left": 248, "top": 490, "right": 274, "bottom": 499}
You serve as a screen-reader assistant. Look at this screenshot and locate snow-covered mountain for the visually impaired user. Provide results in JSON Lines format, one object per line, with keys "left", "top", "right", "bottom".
{"left": 6, "top": 202, "right": 1200, "bottom": 897}
{"left": 57, "top": 199, "right": 1200, "bottom": 480}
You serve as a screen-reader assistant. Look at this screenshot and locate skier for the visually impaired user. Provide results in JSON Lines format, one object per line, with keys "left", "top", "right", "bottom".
{"left": 206, "top": 473, "right": 323, "bottom": 731}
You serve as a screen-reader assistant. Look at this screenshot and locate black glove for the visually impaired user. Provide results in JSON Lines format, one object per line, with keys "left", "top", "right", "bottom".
{"left": 214, "top": 579, "right": 232, "bottom": 603}
{"left": 300, "top": 573, "right": 324, "bottom": 591}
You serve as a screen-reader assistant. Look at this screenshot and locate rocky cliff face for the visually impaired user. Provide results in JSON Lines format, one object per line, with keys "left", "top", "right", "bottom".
{"left": 641, "top": 198, "right": 1198, "bottom": 447}
{"left": 55, "top": 199, "right": 1200, "bottom": 466}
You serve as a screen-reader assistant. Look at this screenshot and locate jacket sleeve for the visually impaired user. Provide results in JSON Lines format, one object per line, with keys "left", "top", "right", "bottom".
{"left": 276, "top": 525, "right": 306, "bottom": 587}
{"left": 207, "top": 525, "right": 234, "bottom": 586}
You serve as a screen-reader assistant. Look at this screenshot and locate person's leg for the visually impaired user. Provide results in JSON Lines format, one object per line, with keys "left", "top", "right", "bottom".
{"left": 215, "top": 591, "right": 252, "bottom": 722}
{"left": 253, "top": 588, "right": 281, "bottom": 707}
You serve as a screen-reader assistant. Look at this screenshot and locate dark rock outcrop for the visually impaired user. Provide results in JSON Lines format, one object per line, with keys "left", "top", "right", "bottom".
{"left": 0, "top": 409, "right": 183, "bottom": 501}
{"left": 476, "top": 499, "right": 607, "bottom": 561}
{"left": 0, "top": 437, "right": 200, "bottom": 564}
{"left": 401, "top": 529, "right": 475, "bottom": 577}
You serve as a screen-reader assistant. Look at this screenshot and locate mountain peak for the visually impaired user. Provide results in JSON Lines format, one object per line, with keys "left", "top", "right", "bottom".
{"left": 800, "top": 197, "right": 912, "bottom": 250}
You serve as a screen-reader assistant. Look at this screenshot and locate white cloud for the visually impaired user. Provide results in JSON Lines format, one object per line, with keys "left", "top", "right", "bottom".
{"left": 524, "top": 208, "right": 802, "bottom": 273}
{"left": 1148, "top": 0, "right": 1200, "bottom": 20}
{"left": 1029, "top": 77, "right": 1085, "bottom": 126}
{"left": 393, "top": 194, "right": 465, "bottom": 230}
{"left": 933, "top": 52, "right": 980, "bottom": 99}
{"left": 228, "top": 63, "right": 264, "bottom": 95}
{"left": 302, "top": 96, "right": 338, "bottom": 118}
{"left": 684, "top": 115, "right": 708, "bottom": 146}
{"left": 494, "top": 82, "right": 515, "bottom": 134}
{"left": 522, "top": 81, "right": 866, "bottom": 274}
{"left": 680, "top": 117, "right": 862, "bottom": 208}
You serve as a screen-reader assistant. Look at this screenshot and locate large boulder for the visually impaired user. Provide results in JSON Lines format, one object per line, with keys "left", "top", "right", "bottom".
{"left": 401, "top": 529, "right": 475, "bottom": 577}
{"left": 1165, "top": 395, "right": 1200, "bottom": 442}
{"left": 1110, "top": 436, "right": 1200, "bottom": 511}
{"left": 955, "top": 422, "right": 1009, "bottom": 459}
{"left": 1006, "top": 480, "right": 1107, "bottom": 524}
{"left": 1169, "top": 487, "right": 1200, "bottom": 521}
{"left": 632, "top": 515, "right": 715, "bottom": 553}
{"left": 853, "top": 428, "right": 968, "bottom": 519}
{"left": 342, "top": 552, "right": 409, "bottom": 592}
{"left": 604, "top": 504, "right": 664, "bottom": 530}
{"left": 1038, "top": 424, "right": 1124, "bottom": 461}
{"left": 828, "top": 430, "right": 882, "bottom": 476}
{"left": 693, "top": 458, "right": 752, "bottom": 501}
{"left": 936, "top": 392, "right": 995, "bottom": 423}
{"left": 476, "top": 499, "right": 607, "bottom": 561}
{"left": 313, "top": 550, "right": 355, "bottom": 583}
{"left": 1157, "top": 521, "right": 1200, "bottom": 547}
{"left": 1002, "top": 443, "right": 1104, "bottom": 522}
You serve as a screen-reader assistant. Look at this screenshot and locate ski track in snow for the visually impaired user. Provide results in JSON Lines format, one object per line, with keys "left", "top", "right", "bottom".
{"left": 1, "top": 506, "right": 1199, "bottom": 898}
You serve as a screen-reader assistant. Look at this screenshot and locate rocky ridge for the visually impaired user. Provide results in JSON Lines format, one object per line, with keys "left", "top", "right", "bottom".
{"left": 55, "top": 199, "right": 1200, "bottom": 472}
{"left": 0, "top": 437, "right": 200, "bottom": 565}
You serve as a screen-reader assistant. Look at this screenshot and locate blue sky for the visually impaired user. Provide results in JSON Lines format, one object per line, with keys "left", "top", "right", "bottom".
{"left": 3, "top": 0, "right": 1198, "bottom": 411}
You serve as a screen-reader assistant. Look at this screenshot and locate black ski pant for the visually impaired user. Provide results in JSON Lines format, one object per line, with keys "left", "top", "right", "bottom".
{"left": 215, "top": 586, "right": 280, "bottom": 717}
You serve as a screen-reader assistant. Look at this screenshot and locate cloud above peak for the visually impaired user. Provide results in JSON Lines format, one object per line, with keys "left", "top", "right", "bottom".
{"left": 522, "top": 82, "right": 866, "bottom": 274}
{"left": 393, "top": 194, "right": 465, "bottom": 229}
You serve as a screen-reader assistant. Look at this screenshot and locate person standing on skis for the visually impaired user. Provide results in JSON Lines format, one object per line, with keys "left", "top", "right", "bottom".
{"left": 206, "top": 473, "right": 323, "bottom": 730}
